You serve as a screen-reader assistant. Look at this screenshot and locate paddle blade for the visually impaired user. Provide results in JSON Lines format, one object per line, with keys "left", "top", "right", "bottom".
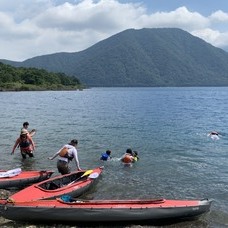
{"left": 88, "top": 172, "right": 99, "bottom": 179}
{"left": 81, "top": 169, "right": 93, "bottom": 177}
{"left": 67, "top": 169, "right": 94, "bottom": 186}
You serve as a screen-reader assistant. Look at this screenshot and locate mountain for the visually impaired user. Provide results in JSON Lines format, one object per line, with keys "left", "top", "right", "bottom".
{"left": 2, "top": 28, "right": 228, "bottom": 87}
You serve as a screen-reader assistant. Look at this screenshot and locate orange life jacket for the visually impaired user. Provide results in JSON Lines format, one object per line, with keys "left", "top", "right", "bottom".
{"left": 59, "top": 147, "right": 68, "bottom": 157}
{"left": 122, "top": 154, "right": 133, "bottom": 163}
{"left": 59, "top": 147, "right": 74, "bottom": 160}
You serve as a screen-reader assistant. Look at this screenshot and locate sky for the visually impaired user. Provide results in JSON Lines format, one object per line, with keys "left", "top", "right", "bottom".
{"left": 0, "top": 0, "right": 228, "bottom": 61}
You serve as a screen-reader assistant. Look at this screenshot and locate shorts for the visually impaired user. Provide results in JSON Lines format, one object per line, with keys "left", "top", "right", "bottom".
{"left": 21, "top": 150, "right": 34, "bottom": 159}
{"left": 57, "top": 160, "right": 70, "bottom": 175}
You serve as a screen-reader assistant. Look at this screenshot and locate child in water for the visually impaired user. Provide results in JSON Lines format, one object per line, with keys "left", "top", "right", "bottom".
{"left": 133, "top": 151, "right": 139, "bottom": 161}
{"left": 121, "top": 149, "right": 139, "bottom": 164}
{"left": 100, "top": 150, "right": 112, "bottom": 161}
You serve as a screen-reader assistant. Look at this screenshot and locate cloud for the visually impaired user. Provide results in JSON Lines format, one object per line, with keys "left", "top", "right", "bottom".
{"left": 192, "top": 28, "right": 228, "bottom": 49}
{"left": 0, "top": 0, "right": 227, "bottom": 61}
{"left": 210, "top": 10, "right": 228, "bottom": 22}
{"left": 137, "top": 7, "right": 209, "bottom": 30}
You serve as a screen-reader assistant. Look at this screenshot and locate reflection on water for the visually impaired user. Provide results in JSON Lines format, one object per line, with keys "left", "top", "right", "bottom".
{"left": 0, "top": 88, "right": 227, "bottom": 227}
{"left": 19, "top": 159, "right": 36, "bottom": 171}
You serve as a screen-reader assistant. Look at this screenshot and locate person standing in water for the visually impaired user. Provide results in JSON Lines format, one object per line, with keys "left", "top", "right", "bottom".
{"left": 48, "top": 139, "right": 82, "bottom": 175}
{"left": 11, "top": 129, "right": 35, "bottom": 159}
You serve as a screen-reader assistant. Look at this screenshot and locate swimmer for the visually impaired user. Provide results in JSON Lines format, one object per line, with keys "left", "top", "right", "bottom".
{"left": 208, "top": 131, "right": 220, "bottom": 140}
{"left": 100, "top": 150, "right": 112, "bottom": 161}
{"left": 121, "top": 148, "right": 135, "bottom": 164}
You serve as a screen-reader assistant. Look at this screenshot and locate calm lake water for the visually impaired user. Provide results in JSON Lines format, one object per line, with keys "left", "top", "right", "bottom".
{"left": 0, "top": 87, "right": 227, "bottom": 227}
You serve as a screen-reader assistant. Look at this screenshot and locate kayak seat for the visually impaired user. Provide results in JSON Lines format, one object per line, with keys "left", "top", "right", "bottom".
{"left": 48, "top": 182, "right": 59, "bottom": 190}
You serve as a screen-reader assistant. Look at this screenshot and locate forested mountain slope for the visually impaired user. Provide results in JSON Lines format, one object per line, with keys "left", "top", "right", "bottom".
{"left": 2, "top": 28, "right": 228, "bottom": 87}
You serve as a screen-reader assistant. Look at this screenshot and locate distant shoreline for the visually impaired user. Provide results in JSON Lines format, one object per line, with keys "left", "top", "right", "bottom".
{"left": 0, "top": 88, "right": 84, "bottom": 92}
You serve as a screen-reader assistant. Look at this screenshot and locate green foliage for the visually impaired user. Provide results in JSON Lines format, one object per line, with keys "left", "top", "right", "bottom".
{"left": 0, "top": 62, "right": 83, "bottom": 91}
{"left": 2, "top": 28, "right": 228, "bottom": 86}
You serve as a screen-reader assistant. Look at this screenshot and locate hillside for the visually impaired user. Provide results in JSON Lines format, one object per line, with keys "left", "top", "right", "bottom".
{"left": 2, "top": 28, "right": 228, "bottom": 87}
{"left": 0, "top": 63, "right": 82, "bottom": 91}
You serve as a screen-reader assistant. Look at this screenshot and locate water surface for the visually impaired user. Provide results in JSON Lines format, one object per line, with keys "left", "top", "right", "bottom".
{"left": 0, "top": 87, "right": 227, "bottom": 227}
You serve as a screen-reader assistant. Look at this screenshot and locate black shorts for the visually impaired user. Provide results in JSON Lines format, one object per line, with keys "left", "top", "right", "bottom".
{"left": 21, "top": 150, "right": 34, "bottom": 159}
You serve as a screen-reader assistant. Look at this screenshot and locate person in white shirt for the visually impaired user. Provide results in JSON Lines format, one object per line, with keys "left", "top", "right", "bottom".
{"left": 48, "top": 139, "right": 82, "bottom": 175}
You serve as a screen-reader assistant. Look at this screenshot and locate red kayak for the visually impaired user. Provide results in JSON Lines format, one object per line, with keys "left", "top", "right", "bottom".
{"left": 0, "top": 169, "right": 54, "bottom": 189}
{"left": 7, "top": 167, "right": 103, "bottom": 202}
{"left": 0, "top": 197, "right": 211, "bottom": 224}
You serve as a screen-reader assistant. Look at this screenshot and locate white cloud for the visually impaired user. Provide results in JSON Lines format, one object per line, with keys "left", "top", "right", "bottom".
{"left": 210, "top": 10, "right": 228, "bottom": 22}
{"left": 192, "top": 28, "right": 228, "bottom": 49}
{"left": 138, "top": 7, "right": 209, "bottom": 30}
{"left": 34, "top": 0, "right": 145, "bottom": 32}
{"left": 0, "top": 0, "right": 227, "bottom": 61}
{"left": 192, "top": 10, "right": 228, "bottom": 50}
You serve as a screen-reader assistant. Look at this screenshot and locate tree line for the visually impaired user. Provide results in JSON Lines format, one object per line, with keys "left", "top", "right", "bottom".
{"left": 0, "top": 62, "right": 83, "bottom": 91}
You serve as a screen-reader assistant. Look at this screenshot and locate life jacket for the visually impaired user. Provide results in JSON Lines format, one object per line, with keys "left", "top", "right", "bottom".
{"left": 100, "top": 153, "right": 109, "bottom": 161}
{"left": 59, "top": 147, "right": 74, "bottom": 160}
{"left": 122, "top": 154, "right": 133, "bottom": 163}
{"left": 59, "top": 147, "right": 68, "bottom": 157}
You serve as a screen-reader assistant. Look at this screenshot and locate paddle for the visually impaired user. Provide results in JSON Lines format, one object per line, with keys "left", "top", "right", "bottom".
{"left": 68, "top": 170, "right": 93, "bottom": 185}
{"left": 81, "top": 169, "right": 93, "bottom": 178}
{"left": 88, "top": 172, "right": 99, "bottom": 179}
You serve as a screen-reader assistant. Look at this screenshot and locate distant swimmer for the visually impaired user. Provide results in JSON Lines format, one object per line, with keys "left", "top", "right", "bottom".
{"left": 208, "top": 131, "right": 220, "bottom": 140}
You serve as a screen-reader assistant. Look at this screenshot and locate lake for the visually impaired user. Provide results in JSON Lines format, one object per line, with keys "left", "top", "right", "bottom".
{"left": 0, "top": 87, "right": 227, "bottom": 227}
